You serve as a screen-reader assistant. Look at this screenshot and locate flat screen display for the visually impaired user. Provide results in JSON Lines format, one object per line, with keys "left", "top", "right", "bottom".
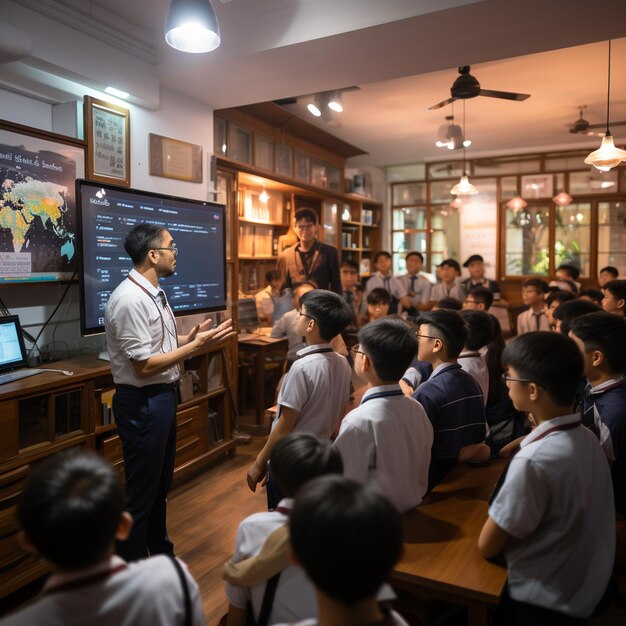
{"left": 77, "top": 180, "right": 227, "bottom": 336}
{"left": 0, "top": 316, "right": 28, "bottom": 373}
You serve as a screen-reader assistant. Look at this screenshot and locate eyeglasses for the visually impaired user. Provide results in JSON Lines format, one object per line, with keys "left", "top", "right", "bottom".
{"left": 297, "top": 308, "right": 315, "bottom": 321}
{"left": 501, "top": 373, "right": 533, "bottom": 384}
{"left": 415, "top": 332, "right": 439, "bottom": 340}
{"left": 464, "top": 299, "right": 477, "bottom": 305}
{"left": 295, "top": 223, "right": 316, "bottom": 231}
{"left": 350, "top": 344, "right": 366, "bottom": 358}
{"left": 153, "top": 243, "right": 178, "bottom": 256}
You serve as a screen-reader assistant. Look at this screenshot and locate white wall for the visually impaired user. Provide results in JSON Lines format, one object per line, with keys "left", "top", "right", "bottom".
{"left": 0, "top": 86, "right": 215, "bottom": 360}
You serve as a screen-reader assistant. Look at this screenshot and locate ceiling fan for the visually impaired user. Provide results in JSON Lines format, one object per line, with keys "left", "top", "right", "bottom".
{"left": 569, "top": 106, "right": 626, "bottom": 136}
{"left": 429, "top": 66, "right": 530, "bottom": 111}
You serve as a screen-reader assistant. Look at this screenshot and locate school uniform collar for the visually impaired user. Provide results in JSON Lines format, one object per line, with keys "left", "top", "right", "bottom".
{"left": 275, "top": 498, "right": 294, "bottom": 514}
{"left": 521, "top": 413, "right": 580, "bottom": 448}
{"left": 43, "top": 555, "right": 126, "bottom": 594}
{"left": 361, "top": 383, "right": 403, "bottom": 404}
{"left": 129, "top": 268, "right": 160, "bottom": 297}
{"left": 590, "top": 375, "right": 625, "bottom": 393}
{"left": 430, "top": 362, "right": 461, "bottom": 378}
{"left": 297, "top": 342, "right": 333, "bottom": 357}
{"left": 458, "top": 351, "right": 482, "bottom": 359}
{"left": 375, "top": 271, "right": 393, "bottom": 280}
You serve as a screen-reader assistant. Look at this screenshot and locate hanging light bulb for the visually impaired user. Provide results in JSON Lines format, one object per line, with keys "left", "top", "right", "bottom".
{"left": 552, "top": 190, "right": 573, "bottom": 206}
{"left": 585, "top": 40, "right": 626, "bottom": 170}
{"left": 259, "top": 187, "right": 269, "bottom": 203}
{"left": 449, "top": 197, "right": 463, "bottom": 210}
{"left": 450, "top": 102, "right": 478, "bottom": 196}
{"left": 165, "top": 0, "right": 221, "bottom": 53}
{"left": 506, "top": 192, "right": 528, "bottom": 210}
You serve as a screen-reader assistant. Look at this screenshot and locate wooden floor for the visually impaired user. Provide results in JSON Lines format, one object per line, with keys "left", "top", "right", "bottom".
{"left": 168, "top": 437, "right": 267, "bottom": 626}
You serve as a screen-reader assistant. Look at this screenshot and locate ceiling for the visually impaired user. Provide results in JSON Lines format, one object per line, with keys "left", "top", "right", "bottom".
{"left": 4, "top": 0, "right": 626, "bottom": 168}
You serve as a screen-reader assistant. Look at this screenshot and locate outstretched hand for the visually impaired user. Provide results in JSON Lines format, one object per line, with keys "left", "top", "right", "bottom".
{"left": 193, "top": 319, "right": 236, "bottom": 349}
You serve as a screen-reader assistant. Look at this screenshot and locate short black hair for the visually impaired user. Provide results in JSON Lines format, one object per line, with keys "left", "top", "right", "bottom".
{"left": 579, "top": 289, "right": 604, "bottom": 306}
{"left": 18, "top": 451, "right": 124, "bottom": 570}
{"left": 522, "top": 277, "right": 549, "bottom": 293}
{"left": 300, "top": 289, "right": 354, "bottom": 340}
{"left": 373, "top": 251, "right": 392, "bottom": 264}
{"left": 270, "top": 433, "right": 343, "bottom": 498}
{"left": 416, "top": 309, "right": 467, "bottom": 359}
{"left": 358, "top": 318, "right": 418, "bottom": 381}
{"left": 341, "top": 259, "right": 359, "bottom": 272}
{"left": 600, "top": 266, "right": 619, "bottom": 278}
{"left": 467, "top": 286, "right": 494, "bottom": 310}
{"left": 366, "top": 288, "right": 390, "bottom": 306}
{"left": 290, "top": 476, "right": 402, "bottom": 605}
{"left": 502, "top": 332, "right": 584, "bottom": 406}
{"left": 460, "top": 310, "right": 492, "bottom": 351}
{"left": 294, "top": 208, "right": 318, "bottom": 224}
{"left": 124, "top": 224, "right": 166, "bottom": 265}
{"left": 406, "top": 251, "right": 424, "bottom": 263}
{"left": 604, "top": 280, "right": 626, "bottom": 303}
{"left": 570, "top": 312, "right": 626, "bottom": 373}
{"left": 546, "top": 290, "right": 576, "bottom": 308}
{"left": 265, "top": 269, "right": 281, "bottom": 283}
{"left": 556, "top": 264, "right": 581, "bottom": 280}
{"left": 434, "top": 297, "right": 462, "bottom": 311}
{"left": 553, "top": 298, "right": 601, "bottom": 335}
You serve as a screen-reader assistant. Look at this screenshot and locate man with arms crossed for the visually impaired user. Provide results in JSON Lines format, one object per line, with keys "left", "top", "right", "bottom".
{"left": 105, "top": 224, "right": 234, "bottom": 560}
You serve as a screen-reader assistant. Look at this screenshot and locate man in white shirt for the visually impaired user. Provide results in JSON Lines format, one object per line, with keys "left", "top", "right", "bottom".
{"left": 396, "top": 251, "right": 431, "bottom": 317}
{"left": 105, "top": 224, "right": 233, "bottom": 560}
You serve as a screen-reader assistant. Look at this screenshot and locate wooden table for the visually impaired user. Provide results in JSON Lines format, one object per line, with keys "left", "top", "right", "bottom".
{"left": 237, "top": 334, "right": 288, "bottom": 424}
{"left": 391, "top": 460, "right": 508, "bottom": 626}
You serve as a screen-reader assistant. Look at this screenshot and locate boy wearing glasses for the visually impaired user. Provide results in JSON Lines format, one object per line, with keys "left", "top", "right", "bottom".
{"left": 333, "top": 318, "right": 433, "bottom": 511}
{"left": 479, "top": 332, "right": 614, "bottom": 625}
{"left": 277, "top": 208, "right": 341, "bottom": 294}
{"left": 247, "top": 290, "right": 353, "bottom": 508}
{"left": 411, "top": 310, "right": 488, "bottom": 489}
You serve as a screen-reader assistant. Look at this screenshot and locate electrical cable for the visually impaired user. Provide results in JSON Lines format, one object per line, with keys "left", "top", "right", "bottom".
{"left": 26, "top": 268, "right": 78, "bottom": 361}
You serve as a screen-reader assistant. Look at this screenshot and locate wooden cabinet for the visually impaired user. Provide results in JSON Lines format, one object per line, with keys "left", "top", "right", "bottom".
{"left": 340, "top": 198, "right": 383, "bottom": 278}
{"left": 0, "top": 340, "right": 237, "bottom": 599}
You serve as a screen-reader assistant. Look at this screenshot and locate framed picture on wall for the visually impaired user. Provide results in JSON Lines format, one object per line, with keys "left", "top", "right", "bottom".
{"left": 0, "top": 120, "right": 85, "bottom": 283}
{"left": 84, "top": 96, "right": 130, "bottom": 186}
{"left": 149, "top": 133, "right": 202, "bottom": 183}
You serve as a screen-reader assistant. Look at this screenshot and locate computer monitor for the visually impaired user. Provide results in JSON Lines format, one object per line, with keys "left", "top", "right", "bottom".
{"left": 237, "top": 298, "right": 260, "bottom": 330}
{"left": 0, "top": 316, "right": 28, "bottom": 374}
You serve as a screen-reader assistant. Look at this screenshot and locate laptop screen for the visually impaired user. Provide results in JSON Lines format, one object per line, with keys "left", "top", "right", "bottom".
{"left": 237, "top": 299, "right": 260, "bottom": 330}
{"left": 0, "top": 316, "right": 28, "bottom": 373}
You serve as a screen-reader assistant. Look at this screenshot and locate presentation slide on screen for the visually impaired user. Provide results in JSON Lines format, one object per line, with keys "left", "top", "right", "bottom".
{"left": 80, "top": 184, "right": 226, "bottom": 332}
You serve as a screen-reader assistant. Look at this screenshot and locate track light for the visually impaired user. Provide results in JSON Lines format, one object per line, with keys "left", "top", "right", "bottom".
{"left": 307, "top": 102, "right": 322, "bottom": 117}
{"left": 165, "top": 0, "right": 221, "bottom": 53}
{"left": 328, "top": 93, "right": 343, "bottom": 112}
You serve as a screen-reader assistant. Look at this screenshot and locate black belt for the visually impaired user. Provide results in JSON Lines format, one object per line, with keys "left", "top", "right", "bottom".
{"left": 116, "top": 381, "right": 179, "bottom": 393}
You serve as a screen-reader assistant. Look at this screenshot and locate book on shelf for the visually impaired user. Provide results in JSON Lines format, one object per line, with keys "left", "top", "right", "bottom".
{"left": 100, "top": 388, "right": 116, "bottom": 425}
{"left": 208, "top": 408, "right": 223, "bottom": 444}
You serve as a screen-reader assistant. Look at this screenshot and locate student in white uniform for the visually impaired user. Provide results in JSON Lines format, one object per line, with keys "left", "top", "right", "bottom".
{"left": 1, "top": 451, "right": 205, "bottom": 626}
{"left": 516, "top": 278, "right": 549, "bottom": 334}
{"left": 225, "top": 434, "right": 343, "bottom": 626}
{"left": 396, "top": 251, "right": 431, "bottom": 317}
{"left": 334, "top": 318, "right": 433, "bottom": 512}
{"left": 247, "top": 290, "right": 353, "bottom": 508}
{"left": 479, "top": 332, "right": 615, "bottom": 625}
{"left": 283, "top": 476, "right": 409, "bottom": 626}
{"left": 458, "top": 310, "right": 492, "bottom": 405}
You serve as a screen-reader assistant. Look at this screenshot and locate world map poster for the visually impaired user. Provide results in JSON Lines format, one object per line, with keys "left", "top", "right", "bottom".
{"left": 0, "top": 128, "right": 84, "bottom": 282}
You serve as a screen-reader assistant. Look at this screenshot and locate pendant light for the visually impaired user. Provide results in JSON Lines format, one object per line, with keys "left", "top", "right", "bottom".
{"left": 552, "top": 190, "right": 573, "bottom": 206}
{"left": 165, "top": 0, "right": 221, "bottom": 53}
{"left": 450, "top": 101, "right": 478, "bottom": 196}
{"left": 585, "top": 40, "right": 626, "bottom": 170}
{"left": 506, "top": 192, "right": 528, "bottom": 210}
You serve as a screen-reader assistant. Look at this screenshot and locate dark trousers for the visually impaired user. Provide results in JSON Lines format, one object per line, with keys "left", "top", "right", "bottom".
{"left": 113, "top": 384, "right": 177, "bottom": 561}
{"left": 266, "top": 462, "right": 284, "bottom": 510}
